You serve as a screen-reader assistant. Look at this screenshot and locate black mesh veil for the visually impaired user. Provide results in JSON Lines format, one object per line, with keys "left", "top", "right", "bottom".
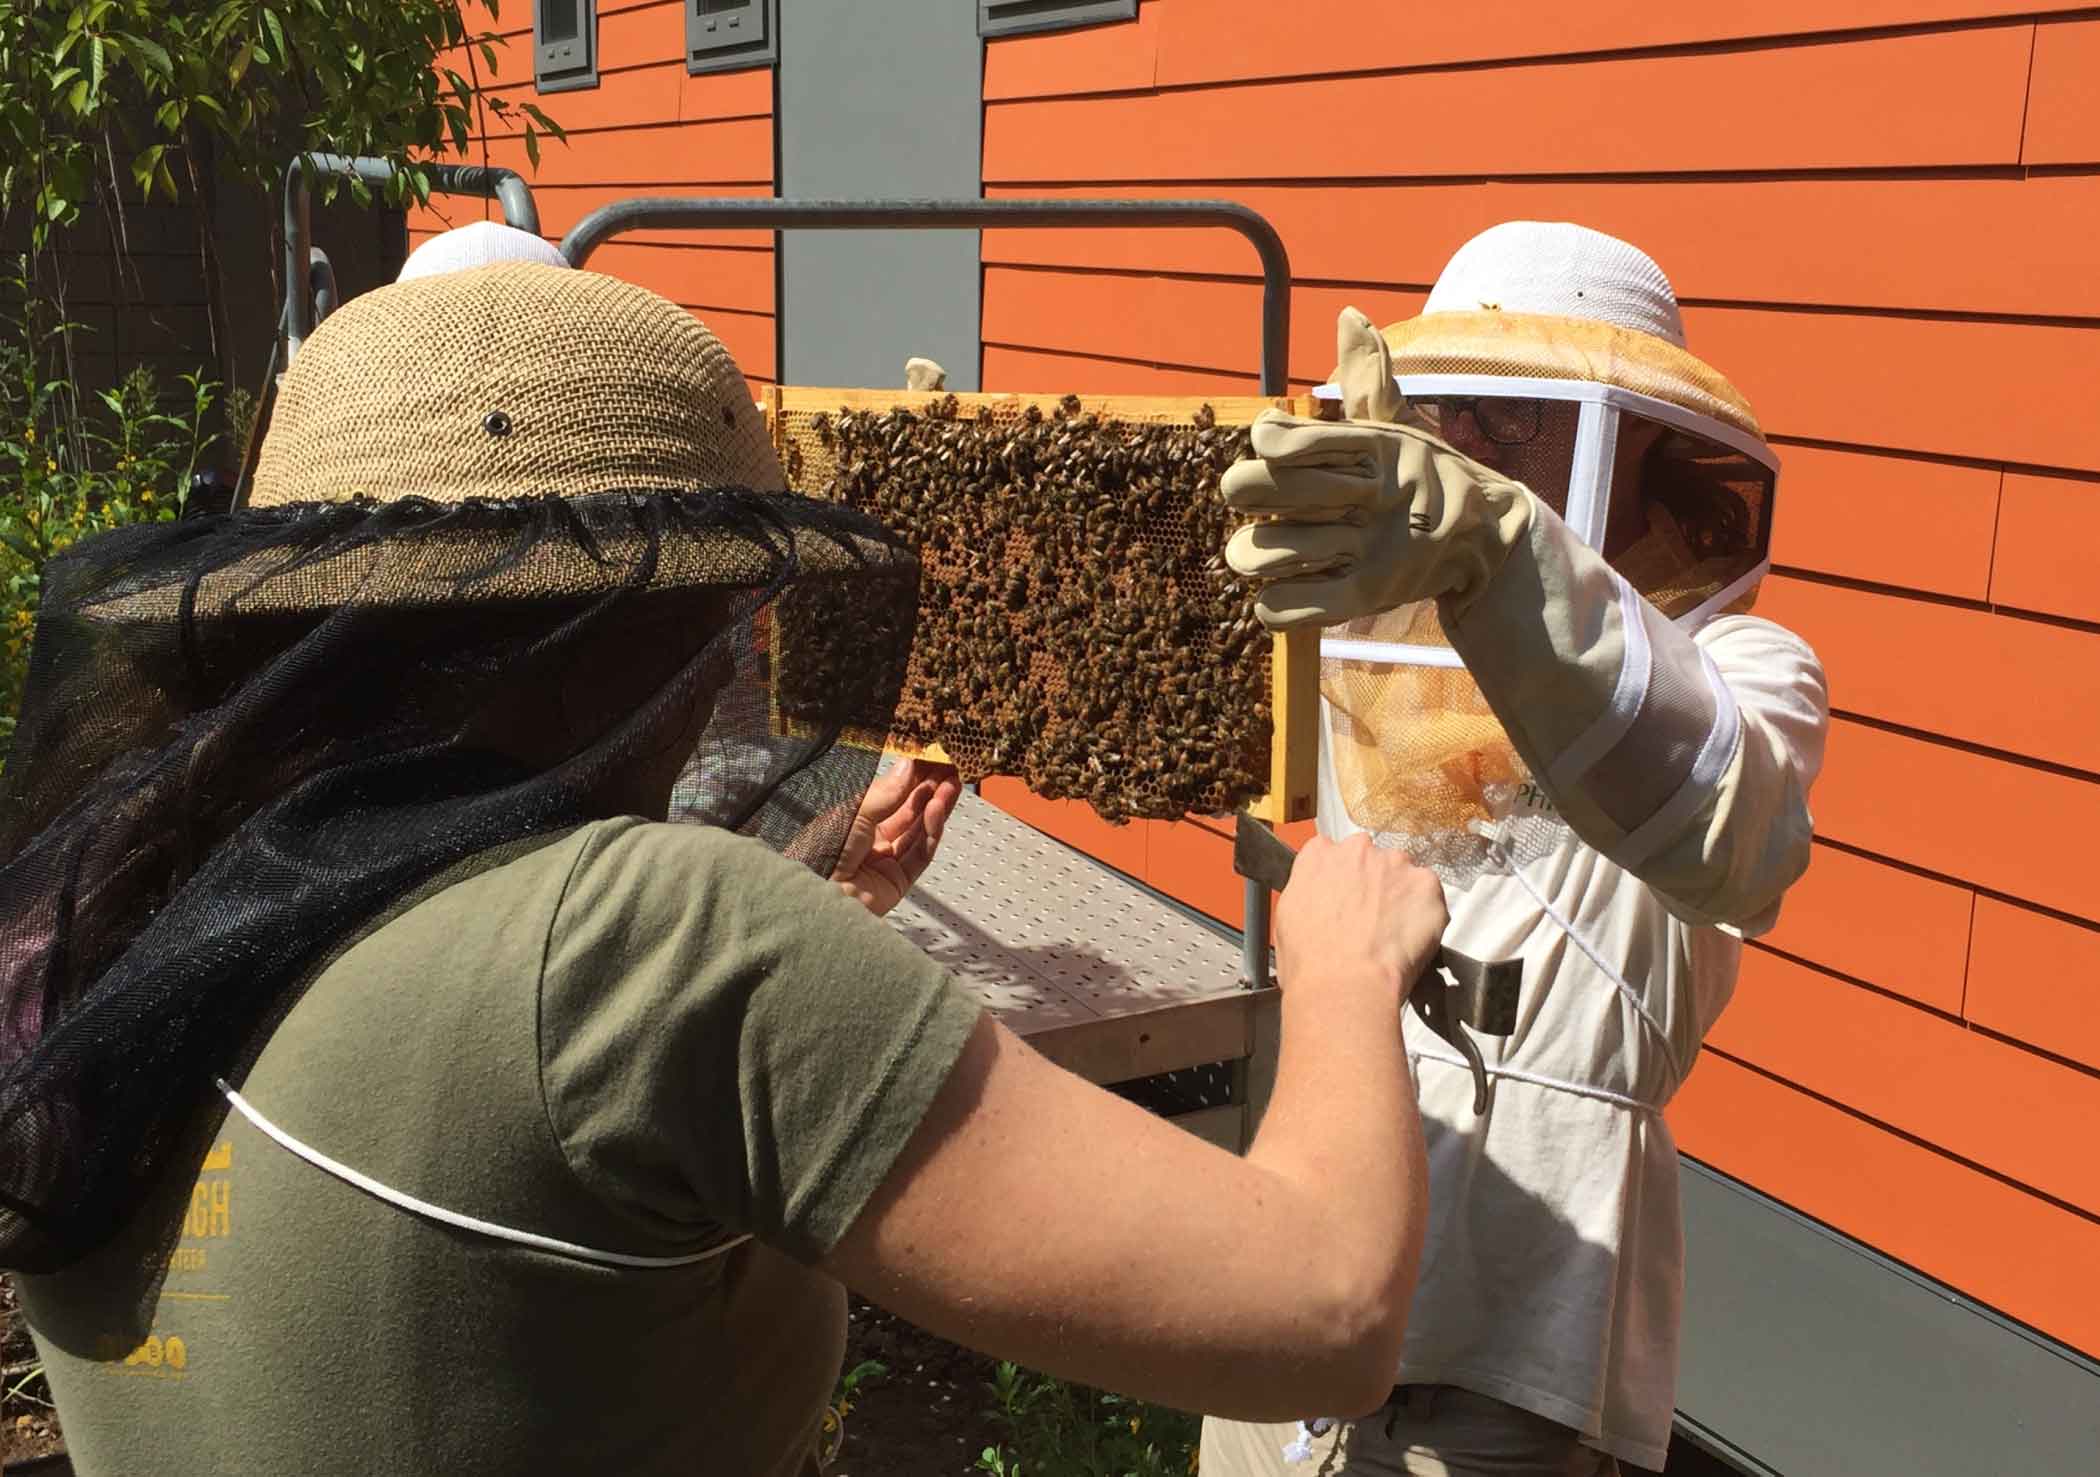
{"left": 0, "top": 487, "right": 917, "bottom": 1271}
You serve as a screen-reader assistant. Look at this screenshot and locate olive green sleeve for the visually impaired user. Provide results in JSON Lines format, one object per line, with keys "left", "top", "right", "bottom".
{"left": 537, "top": 818, "right": 981, "bottom": 1263}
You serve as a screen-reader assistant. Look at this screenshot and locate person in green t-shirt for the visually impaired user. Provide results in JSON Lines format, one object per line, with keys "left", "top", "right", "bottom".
{"left": 2, "top": 249, "right": 1447, "bottom": 1477}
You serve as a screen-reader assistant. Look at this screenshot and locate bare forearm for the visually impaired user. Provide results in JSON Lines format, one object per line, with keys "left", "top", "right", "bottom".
{"left": 827, "top": 1014, "right": 1427, "bottom": 1421}
{"left": 1244, "top": 987, "right": 1426, "bottom": 1375}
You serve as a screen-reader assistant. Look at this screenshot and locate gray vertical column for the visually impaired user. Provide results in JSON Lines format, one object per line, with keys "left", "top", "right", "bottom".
{"left": 777, "top": 1, "right": 983, "bottom": 391}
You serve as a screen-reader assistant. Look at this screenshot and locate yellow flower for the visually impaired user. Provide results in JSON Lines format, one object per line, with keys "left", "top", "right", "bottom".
{"left": 22, "top": 426, "right": 34, "bottom": 446}
{"left": 43, "top": 457, "right": 55, "bottom": 473}
{"left": 141, "top": 490, "right": 155, "bottom": 505}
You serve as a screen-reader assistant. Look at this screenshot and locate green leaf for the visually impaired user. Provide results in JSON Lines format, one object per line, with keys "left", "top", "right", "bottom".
{"left": 519, "top": 102, "right": 565, "bottom": 141}
{"left": 88, "top": 34, "right": 104, "bottom": 97}
{"left": 523, "top": 127, "right": 539, "bottom": 170}
{"left": 114, "top": 32, "right": 171, "bottom": 79}
{"left": 228, "top": 39, "right": 254, "bottom": 86}
{"left": 130, "top": 143, "right": 166, "bottom": 193}
{"left": 63, "top": 79, "right": 89, "bottom": 117}
{"left": 262, "top": 8, "right": 287, "bottom": 67}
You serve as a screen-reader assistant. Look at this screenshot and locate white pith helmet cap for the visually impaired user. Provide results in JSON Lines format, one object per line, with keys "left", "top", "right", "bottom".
{"left": 398, "top": 221, "right": 569, "bottom": 283}
{"left": 1421, "top": 221, "right": 1686, "bottom": 348}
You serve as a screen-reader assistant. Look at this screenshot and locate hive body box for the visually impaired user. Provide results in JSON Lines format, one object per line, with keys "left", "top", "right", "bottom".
{"left": 766, "top": 386, "right": 1318, "bottom": 826}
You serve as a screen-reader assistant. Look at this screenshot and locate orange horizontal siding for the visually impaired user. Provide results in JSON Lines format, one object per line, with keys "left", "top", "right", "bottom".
{"left": 2023, "top": 18, "right": 2100, "bottom": 165}
{"left": 1757, "top": 843, "right": 1972, "bottom": 1016}
{"left": 989, "top": 1, "right": 2088, "bottom": 101}
{"left": 404, "top": 228, "right": 774, "bottom": 315}
{"left": 1709, "top": 948, "right": 2100, "bottom": 1218}
{"left": 982, "top": 343, "right": 1305, "bottom": 397}
{"left": 986, "top": 268, "right": 2100, "bottom": 474}
{"left": 1683, "top": 305, "right": 2100, "bottom": 474}
{"left": 1966, "top": 899, "right": 2100, "bottom": 1075}
{"left": 480, "top": 62, "right": 770, "bottom": 134}
{"left": 1768, "top": 445, "right": 1998, "bottom": 599}
{"left": 1815, "top": 719, "right": 2100, "bottom": 926}
{"left": 983, "top": 0, "right": 1162, "bottom": 100}
{"left": 1990, "top": 471, "right": 2100, "bottom": 625}
{"left": 579, "top": 241, "right": 774, "bottom": 314}
{"left": 983, "top": 175, "right": 2100, "bottom": 322}
{"left": 1150, "top": 2, "right": 2086, "bottom": 93}
{"left": 983, "top": 27, "right": 2034, "bottom": 182}
{"left": 480, "top": 117, "right": 773, "bottom": 186}
{"left": 1669, "top": 1052, "right": 2100, "bottom": 1357}
{"left": 531, "top": 182, "right": 776, "bottom": 248}
{"left": 1754, "top": 578, "right": 2100, "bottom": 776}
{"left": 983, "top": 265, "right": 1419, "bottom": 387}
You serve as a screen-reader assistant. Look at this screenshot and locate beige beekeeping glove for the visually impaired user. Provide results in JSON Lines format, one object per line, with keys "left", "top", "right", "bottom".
{"left": 1221, "top": 308, "right": 1533, "bottom": 630}
{"left": 904, "top": 357, "right": 947, "bottom": 391}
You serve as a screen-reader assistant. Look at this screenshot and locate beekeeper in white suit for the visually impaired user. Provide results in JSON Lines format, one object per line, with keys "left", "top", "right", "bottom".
{"left": 1201, "top": 223, "right": 1829, "bottom": 1477}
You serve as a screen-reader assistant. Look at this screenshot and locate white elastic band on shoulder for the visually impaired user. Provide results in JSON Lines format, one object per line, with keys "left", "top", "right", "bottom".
{"left": 216, "top": 1079, "right": 750, "bottom": 1270}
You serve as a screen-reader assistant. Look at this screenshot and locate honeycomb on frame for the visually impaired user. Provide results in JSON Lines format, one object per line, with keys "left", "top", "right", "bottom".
{"left": 768, "top": 386, "right": 1318, "bottom": 826}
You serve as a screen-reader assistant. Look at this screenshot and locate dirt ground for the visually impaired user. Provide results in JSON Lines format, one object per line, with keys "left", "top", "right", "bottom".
{"left": 0, "top": 1279, "right": 67, "bottom": 1473}
{"left": 835, "top": 1296, "right": 1011, "bottom": 1477}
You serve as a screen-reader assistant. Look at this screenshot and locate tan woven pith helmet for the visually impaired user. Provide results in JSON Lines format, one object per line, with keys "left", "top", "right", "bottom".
{"left": 251, "top": 263, "right": 784, "bottom": 507}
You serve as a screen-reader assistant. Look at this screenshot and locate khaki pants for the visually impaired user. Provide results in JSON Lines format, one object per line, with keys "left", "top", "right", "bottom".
{"left": 1200, "top": 1386, "right": 1622, "bottom": 1477}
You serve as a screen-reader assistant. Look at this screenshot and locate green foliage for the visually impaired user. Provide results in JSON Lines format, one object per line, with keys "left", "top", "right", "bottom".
{"left": 0, "top": 0, "right": 563, "bottom": 249}
{"left": 0, "top": 261, "right": 216, "bottom": 755}
{"left": 818, "top": 1357, "right": 889, "bottom": 1468}
{"left": 977, "top": 1363, "right": 1201, "bottom": 1477}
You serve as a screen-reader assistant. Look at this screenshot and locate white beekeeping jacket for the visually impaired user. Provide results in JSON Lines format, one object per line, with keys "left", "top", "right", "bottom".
{"left": 1318, "top": 503, "right": 1828, "bottom": 1470}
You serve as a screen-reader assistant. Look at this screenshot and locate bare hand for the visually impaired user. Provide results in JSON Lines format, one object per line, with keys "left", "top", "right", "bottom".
{"left": 831, "top": 759, "right": 962, "bottom": 916}
{"left": 1275, "top": 834, "right": 1447, "bottom": 1006}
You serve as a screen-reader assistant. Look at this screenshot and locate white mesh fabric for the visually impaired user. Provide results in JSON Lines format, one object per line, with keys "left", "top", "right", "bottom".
{"left": 1422, "top": 222, "right": 1685, "bottom": 347}
{"left": 398, "top": 222, "right": 570, "bottom": 283}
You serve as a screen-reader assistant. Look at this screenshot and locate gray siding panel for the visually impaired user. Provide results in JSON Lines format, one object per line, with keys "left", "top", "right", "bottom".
{"left": 778, "top": 0, "right": 982, "bottom": 392}
{"left": 1678, "top": 1159, "right": 2100, "bottom": 1477}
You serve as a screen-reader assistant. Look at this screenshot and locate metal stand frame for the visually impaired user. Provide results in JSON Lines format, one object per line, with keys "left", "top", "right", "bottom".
{"left": 559, "top": 195, "right": 1294, "bottom": 994}
{"left": 282, "top": 154, "right": 541, "bottom": 358}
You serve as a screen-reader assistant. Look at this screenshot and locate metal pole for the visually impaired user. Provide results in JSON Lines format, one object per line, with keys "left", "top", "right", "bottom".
{"left": 560, "top": 197, "right": 1294, "bottom": 396}
{"left": 308, "top": 248, "right": 340, "bottom": 326}
{"left": 282, "top": 154, "right": 542, "bottom": 359}
{"left": 565, "top": 195, "right": 1296, "bottom": 990}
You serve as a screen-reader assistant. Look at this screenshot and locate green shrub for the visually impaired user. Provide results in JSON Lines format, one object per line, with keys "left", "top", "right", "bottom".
{"left": 0, "top": 267, "right": 217, "bottom": 759}
{"left": 977, "top": 1363, "right": 1201, "bottom": 1477}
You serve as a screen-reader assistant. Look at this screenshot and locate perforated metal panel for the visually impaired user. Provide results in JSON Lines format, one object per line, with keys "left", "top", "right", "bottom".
{"left": 888, "top": 790, "right": 1249, "bottom": 1041}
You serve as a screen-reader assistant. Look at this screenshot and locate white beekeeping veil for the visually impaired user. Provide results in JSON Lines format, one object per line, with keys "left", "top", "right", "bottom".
{"left": 1316, "top": 222, "right": 1777, "bottom": 880}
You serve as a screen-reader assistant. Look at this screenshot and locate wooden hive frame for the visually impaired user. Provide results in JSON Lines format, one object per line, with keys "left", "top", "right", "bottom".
{"left": 765, "top": 385, "right": 1318, "bottom": 825}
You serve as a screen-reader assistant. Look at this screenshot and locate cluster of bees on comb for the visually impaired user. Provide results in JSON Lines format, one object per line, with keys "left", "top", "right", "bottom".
{"left": 778, "top": 393, "right": 1270, "bottom": 823}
